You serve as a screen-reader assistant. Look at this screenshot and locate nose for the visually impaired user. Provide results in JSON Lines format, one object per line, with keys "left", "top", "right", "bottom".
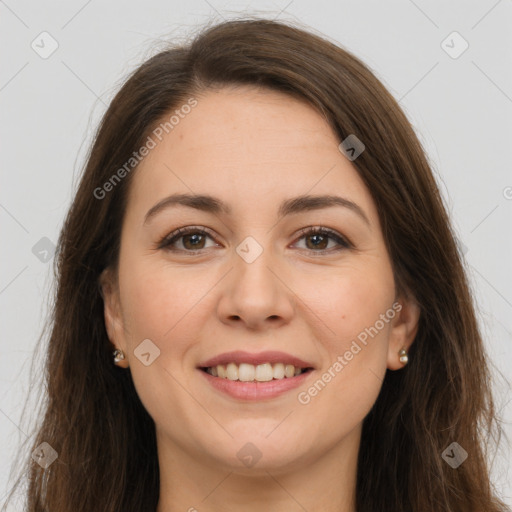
{"left": 216, "top": 243, "right": 295, "bottom": 331}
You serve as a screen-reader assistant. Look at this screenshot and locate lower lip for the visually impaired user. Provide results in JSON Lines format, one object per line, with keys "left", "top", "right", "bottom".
{"left": 198, "top": 368, "right": 313, "bottom": 401}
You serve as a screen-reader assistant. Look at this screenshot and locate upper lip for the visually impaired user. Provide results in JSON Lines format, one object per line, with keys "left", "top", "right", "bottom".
{"left": 198, "top": 350, "right": 315, "bottom": 369}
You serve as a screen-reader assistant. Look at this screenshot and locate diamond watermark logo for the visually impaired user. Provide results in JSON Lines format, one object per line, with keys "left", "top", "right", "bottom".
{"left": 32, "top": 236, "right": 56, "bottom": 263}
{"left": 338, "top": 134, "right": 365, "bottom": 161}
{"left": 236, "top": 236, "right": 263, "bottom": 264}
{"left": 32, "top": 442, "right": 58, "bottom": 469}
{"left": 441, "top": 31, "right": 469, "bottom": 59}
{"left": 134, "top": 338, "right": 161, "bottom": 366}
{"left": 236, "top": 442, "right": 262, "bottom": 468}
{"left": 442, "top": 442, "right": 468, "bottom": 468}
{"left": 31, "top": 31, "right": 59, "bottom": 59}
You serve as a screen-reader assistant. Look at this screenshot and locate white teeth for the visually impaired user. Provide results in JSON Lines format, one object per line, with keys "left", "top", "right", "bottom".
{"left": 217, "top": 364, "right": 227, "bottom": 379}
{"left": 238, "top": 363, "right": 255, "bottom": 382}
{"left": 226, "top": 363, "right": 238, "bottom": 380}
{"left": 205, "top": 362, "right": 309, "bottom": 381}
{"left": 255, "top": 363, "right": 273, "bottom": 381}
{"left": 273, "top": 363, "right": 285, "bottom": 379}
{"left": 284, "top": 364, "right": 295, "bottom": 378}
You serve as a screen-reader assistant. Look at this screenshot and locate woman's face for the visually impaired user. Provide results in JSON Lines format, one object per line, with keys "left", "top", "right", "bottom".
{"left": 101, "top": 85, "right": 419, "bottom": 474}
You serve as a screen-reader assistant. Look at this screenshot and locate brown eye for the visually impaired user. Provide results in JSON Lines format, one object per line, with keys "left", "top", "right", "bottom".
{"left": 159, "top": 227, "right": 217, "bottom": 252}
{"left": 305, "top": 232, "right": 329, "bottom": 250}
{"left": 293, "top": 227, "right": 350, "bottom": 253}
{"left": 158, "top": 226, "right": 350, "bottom": 254}
{"left": 181, "top": 232, "right": 207, "bottom": 250}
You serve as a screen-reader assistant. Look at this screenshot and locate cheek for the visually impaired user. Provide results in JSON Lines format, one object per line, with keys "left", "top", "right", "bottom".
{"left": 292, "top": 273, "right": 394, "bottom": 441}
{"left": 295, "top": 256, "right": 395, "bottom": 345}
{"left": 119, "top": 256, "right": 203, "bottom": 343}
{"left": 322, "top": 267, "right": 394, "bottom": 394}
{"left": 117, "top": 261, "right": 206, "bottom": 427}
{"left": 299, "top": 258, "right": 395, "bottom": 399}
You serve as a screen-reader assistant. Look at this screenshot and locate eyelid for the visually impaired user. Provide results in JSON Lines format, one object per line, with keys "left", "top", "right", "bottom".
{"left": 157, "top": 225, "right": 352, "bottom": 253}
{"left": 292, "top": 225, "right": 352, "bottom": 249}
{"left": 156, "top": 225, "right": 219, "bottom": 251}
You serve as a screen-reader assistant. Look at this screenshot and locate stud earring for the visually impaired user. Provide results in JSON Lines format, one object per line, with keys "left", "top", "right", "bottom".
{"left": 113, "top": 348, "right": 125, "bottom": 364}
{"left": 398, "top": 347, "right": 408, "bottom": 365}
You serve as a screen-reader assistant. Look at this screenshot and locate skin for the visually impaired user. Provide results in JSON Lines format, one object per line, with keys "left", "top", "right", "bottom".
{"left": 100, "top": 85, "right": 420, "bottom": 512}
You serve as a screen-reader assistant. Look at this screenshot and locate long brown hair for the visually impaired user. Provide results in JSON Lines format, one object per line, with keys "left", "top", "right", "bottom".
{"left": 3, "top": 17, "right": 509, "bottom": 512}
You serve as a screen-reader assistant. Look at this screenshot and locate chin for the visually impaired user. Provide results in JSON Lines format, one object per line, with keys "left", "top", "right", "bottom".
{"left": 209, "top": 432, "right": 310, "bottom": 473}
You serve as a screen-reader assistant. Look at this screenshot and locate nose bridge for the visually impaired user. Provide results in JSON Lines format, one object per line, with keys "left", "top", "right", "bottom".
{"left": 233, "top": 232, "right": 278, "bottom": 296}
{"left": 216, "top": 230, "right": 294, "bottom": 327}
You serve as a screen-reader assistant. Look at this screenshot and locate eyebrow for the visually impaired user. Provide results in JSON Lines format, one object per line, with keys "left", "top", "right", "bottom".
{"left": 143, "top": 193, "right": 370, "bottom": 226}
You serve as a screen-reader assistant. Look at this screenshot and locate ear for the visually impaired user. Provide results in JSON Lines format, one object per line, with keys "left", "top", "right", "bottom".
{"left": 99, "top": 267, "right": 129, "bottom": 368}
{"left": 386, "top": 291, "right": 420, "bottom": 371}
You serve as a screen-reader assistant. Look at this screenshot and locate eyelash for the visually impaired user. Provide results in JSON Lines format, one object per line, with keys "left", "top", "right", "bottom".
{"left": 156, "top": 225, "right": 352, "bottom": 255}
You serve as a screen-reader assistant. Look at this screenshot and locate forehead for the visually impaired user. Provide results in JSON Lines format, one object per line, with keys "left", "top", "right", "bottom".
{"left": 124, "top": 86, "right": 375, "bottom": 224}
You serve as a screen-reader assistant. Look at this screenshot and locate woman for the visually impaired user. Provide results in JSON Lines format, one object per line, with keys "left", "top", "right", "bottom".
{"left": 3, "top": 17, "right": 509, "bottom": 512}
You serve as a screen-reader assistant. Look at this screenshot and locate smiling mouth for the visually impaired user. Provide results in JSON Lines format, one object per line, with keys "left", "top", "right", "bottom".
{"left": 199, "top": 362, "right": 314, "bottom": 382}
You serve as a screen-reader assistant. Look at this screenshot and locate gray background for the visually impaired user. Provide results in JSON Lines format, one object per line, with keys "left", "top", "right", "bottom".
{"left": 1, "top": 0, "right": 511, "bottom": 508}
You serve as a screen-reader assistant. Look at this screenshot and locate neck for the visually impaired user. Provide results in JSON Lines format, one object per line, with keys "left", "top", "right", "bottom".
{"left": 155, "top": 425, "right": 360, "bottom": 512}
